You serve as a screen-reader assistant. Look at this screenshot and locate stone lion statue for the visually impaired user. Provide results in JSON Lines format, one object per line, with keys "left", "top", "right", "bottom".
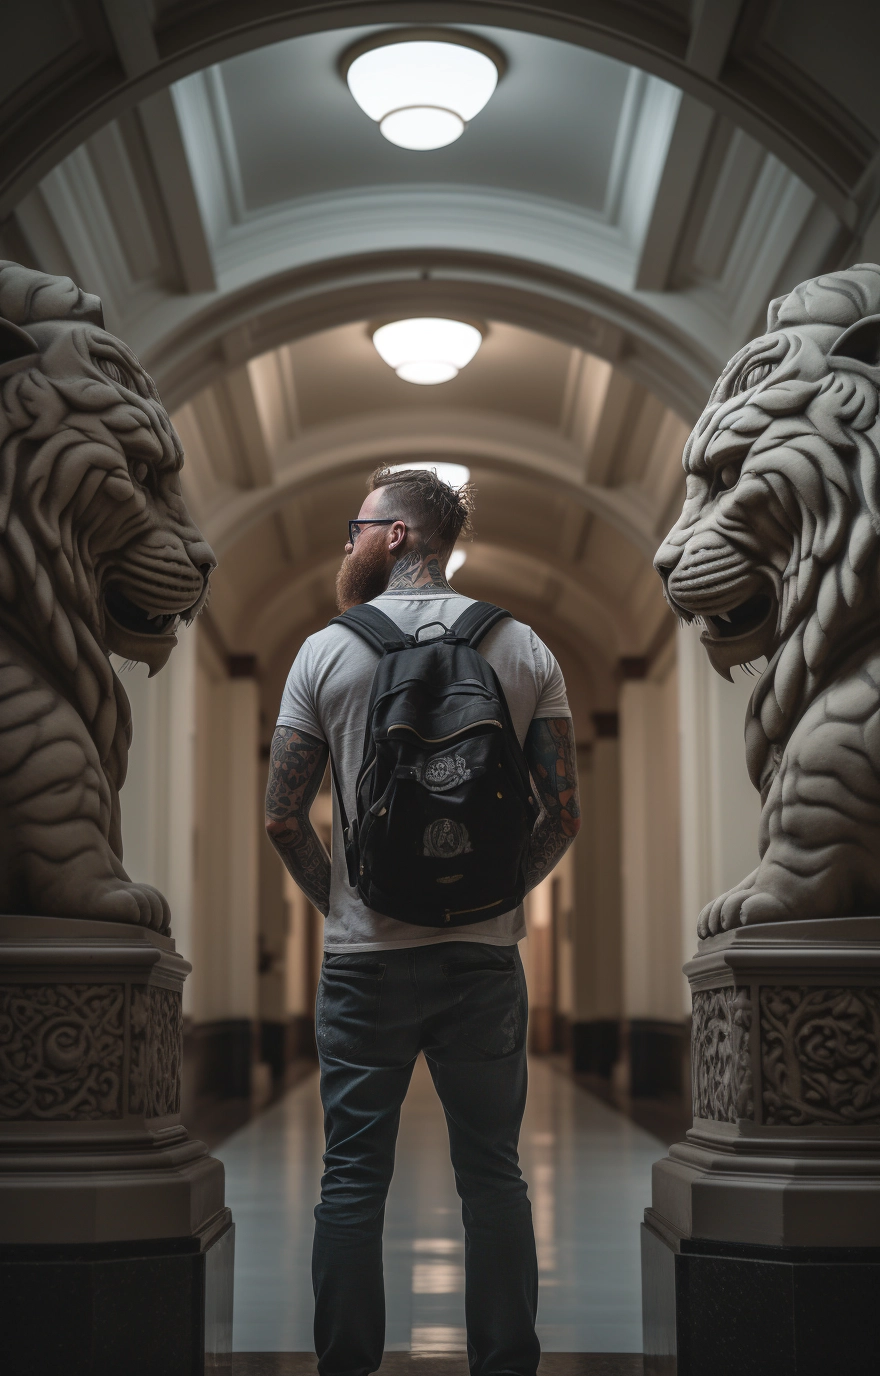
{"left": 655, "top": 263, "right": 880, "bottom": 936}
{"left": 0, "top": 263, "right": 214, "bottom": 932}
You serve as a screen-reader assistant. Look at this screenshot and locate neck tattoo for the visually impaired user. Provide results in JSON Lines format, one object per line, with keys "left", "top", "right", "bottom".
{"left": 385, "top": 549, "right": 452, "bottom": 594}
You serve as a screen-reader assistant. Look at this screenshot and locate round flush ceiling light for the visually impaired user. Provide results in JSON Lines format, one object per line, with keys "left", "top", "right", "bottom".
{"left": 389, "top": 462, "right": 471, "bottom": 488}
{"left": 342, "top": 30, "right": 504, "bottom": 150}
{"left": 372, "top": 318, "right": 483, "bottom": 385}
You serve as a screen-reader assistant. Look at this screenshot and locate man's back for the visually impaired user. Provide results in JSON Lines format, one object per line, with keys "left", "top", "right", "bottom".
{"left": 277, "top": 588, "right": 569, "bottom": 951}
{"left": 265, "top": 464, "right": 581, "bottom": 1376}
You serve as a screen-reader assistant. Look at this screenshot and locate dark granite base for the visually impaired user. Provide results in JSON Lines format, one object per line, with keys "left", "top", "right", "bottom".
{"left": 571, "top": 1019, "right": 620, "bottom": 1076}
{"left": 0, "top": 1210, "right": 233, "bottom": 1376}
{"left": 642, "top": 1212, "right": 880, "bottom": 1375}
{"left": 628, "top": 1020, "right": 689, "bottom": 1099}
{"left": 230, "top": 1358, "right": 644, "bottom": 1375}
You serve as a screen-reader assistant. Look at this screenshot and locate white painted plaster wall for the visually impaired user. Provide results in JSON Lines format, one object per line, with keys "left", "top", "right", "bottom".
{"left": 677, "top": 624, "right": 761, "bottom": 1012}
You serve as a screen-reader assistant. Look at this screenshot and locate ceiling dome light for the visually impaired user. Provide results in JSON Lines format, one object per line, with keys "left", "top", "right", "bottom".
{"left": 342, "top": 32, "right": 503, "bottom": 151}
{"left": 389, "top": 462, "right": 471, "bottom": 488}
{"left": 373, "top": 318, "right": 483, "bottom": 385}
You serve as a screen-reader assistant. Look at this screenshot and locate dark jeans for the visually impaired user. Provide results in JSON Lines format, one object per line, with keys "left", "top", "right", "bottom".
{"left": 312, "top": 941, "right": 539, "bottom": 1376}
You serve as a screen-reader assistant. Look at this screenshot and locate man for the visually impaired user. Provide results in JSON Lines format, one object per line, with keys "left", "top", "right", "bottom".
{"left": 266, "top": 466, "right": 580, "bottom": 1376}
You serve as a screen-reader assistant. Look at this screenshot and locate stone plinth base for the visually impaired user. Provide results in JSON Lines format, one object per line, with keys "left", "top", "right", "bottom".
{"left": 643, "top": 917, "right": 880, "bottom": 1374}
{"left": 0, "top": 916, "right": 233, "bottom": 1372}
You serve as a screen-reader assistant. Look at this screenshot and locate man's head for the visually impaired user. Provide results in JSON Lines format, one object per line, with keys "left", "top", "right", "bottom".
{"left": 336, "top": 465, "right": 475, "bottom": 611}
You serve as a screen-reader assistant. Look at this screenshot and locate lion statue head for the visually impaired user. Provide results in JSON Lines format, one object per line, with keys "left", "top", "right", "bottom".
{"left": 0, "top": 262, "right": 214, "bottom": 874}
{"left": 655, "top": 263, "right": 880, "bottom": 801}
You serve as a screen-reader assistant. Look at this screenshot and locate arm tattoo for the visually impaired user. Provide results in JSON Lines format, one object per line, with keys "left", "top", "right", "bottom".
{"left": 265, "top": 726, "right": 331, "bottom": 916}
{"left": 385, "top": 548, "right": 452, "bottom": 594}
{"left": 523, "top": 716, "right": 581, "bottom": 893}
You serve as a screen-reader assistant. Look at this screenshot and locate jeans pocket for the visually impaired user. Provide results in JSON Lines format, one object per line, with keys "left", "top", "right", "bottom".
{"left": 317, "top": 956, "right": 386, "bottom": 1057}
{"left": 441, "top": 947, "right": 524, "bottom": 1058}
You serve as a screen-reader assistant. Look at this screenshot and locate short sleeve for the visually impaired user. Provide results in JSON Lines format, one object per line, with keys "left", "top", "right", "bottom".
{"left": 276, "top": 639, "right": 326, "bottom": 741}
{"left": 530, "top": 630, "right": 571, "bottom": 718}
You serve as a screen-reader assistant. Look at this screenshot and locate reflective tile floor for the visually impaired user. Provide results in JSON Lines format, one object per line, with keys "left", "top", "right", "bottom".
{"left": 216, "top": 1056, "right": 664, "bottom": 1357}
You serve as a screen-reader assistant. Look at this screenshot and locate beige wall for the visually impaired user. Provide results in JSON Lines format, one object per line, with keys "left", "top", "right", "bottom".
{"left": 571, "top": 736, "right": 623, "bottom": 1023}
{"left": 190, "top": 632, "right": 260, "bottom": 1023}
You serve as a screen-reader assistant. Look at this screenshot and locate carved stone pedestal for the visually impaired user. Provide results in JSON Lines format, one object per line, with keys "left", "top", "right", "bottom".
{"left": 642, "top": 917, "right": 880, "bottom": 1376}
{"left": 0, "top": 916, "right": 233, "bottom": 1375}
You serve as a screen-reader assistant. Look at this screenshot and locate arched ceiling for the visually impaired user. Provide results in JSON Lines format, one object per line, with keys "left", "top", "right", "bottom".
{"left": 4, "top": 1, "right": 880, "bottom": 233}
{"left": 176, "top": 316, "right": 688, "bottom": 728}
{"left": 3, "top": 6, "right": 877, "bottom": 732}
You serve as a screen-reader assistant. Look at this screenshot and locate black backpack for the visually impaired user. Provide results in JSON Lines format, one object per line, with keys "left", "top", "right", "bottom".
{"left": 328, "top": 600, "right": 539, "bottom": 928}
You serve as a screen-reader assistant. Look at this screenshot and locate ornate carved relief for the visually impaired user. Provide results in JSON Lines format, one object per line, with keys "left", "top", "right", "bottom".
{"left": 692, "top": 987, "right": 753, "bottom": 1122}
{"left": 761, "top": 986, "right": 880, "bottom": 1126}
{"left": 129, "top": 986, "right": 182, "bottom": 1118}
{"left": 0, "top": 983, "right": 124, "bottom": 1120}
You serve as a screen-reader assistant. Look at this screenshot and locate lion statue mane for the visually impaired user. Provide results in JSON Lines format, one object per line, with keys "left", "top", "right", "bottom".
{"left": 0, "top": 262, "right": 214, "bottom": 932}
{"left": 655, "top": 263, "right": 880, "bottom": 936}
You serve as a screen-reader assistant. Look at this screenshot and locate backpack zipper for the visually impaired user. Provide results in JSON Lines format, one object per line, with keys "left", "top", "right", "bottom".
{"left": 387, "top": 719, "right": 502, "bottom": 744}
{"left": 443, "top": 897, "right": 505, "bottom": 922}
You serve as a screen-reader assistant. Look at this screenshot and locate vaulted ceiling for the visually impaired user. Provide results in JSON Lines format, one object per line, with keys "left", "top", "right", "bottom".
{"left": 2, "top": 3, "right": 879, "bottom": 738}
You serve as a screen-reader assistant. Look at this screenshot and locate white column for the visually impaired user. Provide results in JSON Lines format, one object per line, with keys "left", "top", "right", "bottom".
{"left": 117, "top": 626, "right": 197, "bottom": 1002}
{"left": 618, "top": 657, "right": 682, "bottom": 1020}
{"left": 191, "top": 633, "right": 260, "bottom": 1025}
{"left": 677, "top": 625, "right": 761, "bottom": 977}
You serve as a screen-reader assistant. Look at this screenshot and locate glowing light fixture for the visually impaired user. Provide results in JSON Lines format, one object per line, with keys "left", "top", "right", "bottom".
{"left": 446, "top": 549, "right": 467, "bottom": 579}
{"left": 388, "top": 462, "right": 471, "bottom": 488}
{"left": 373, "top": 318, "right": 482, "bottom": 385}
{"left": 343, "top": 31, "right": 503, "bottom": 150}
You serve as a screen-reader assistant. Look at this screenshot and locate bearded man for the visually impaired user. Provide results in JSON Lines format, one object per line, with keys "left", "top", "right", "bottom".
{"left": 265, "top": 465, "right": 580, "bottom": 1376}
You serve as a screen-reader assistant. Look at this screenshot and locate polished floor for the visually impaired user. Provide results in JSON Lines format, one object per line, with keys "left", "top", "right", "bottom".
{"left": 216, "top": 1056, "right": 663, "bottom": 1356}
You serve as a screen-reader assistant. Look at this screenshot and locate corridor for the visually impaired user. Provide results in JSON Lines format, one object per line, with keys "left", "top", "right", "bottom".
{"left": 217, "top": 1058, "right": 662, "bottom": 1354}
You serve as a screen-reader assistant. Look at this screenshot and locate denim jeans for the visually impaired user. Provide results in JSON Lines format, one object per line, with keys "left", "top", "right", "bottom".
{"left": 312, "top": 941, "right": 539, "bottom": 1376}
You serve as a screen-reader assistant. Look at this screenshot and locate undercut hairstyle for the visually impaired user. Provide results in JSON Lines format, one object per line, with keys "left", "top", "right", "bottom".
{"left": 369, "top": 465, "right": 475, "bottom": 554}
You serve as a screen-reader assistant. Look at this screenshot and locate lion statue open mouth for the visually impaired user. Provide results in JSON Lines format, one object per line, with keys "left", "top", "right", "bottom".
{"left": 656, "top": 263, "right": 880, "bottom": 936}
{"left": 0, "top": 262, "right": 215, "bottom": 933}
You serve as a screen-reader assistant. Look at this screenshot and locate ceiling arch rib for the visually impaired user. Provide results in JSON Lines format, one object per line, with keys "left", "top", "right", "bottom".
{"left": 2, "top": 0, "right": 878, "bottom": 239}
{"left": 176, "top": 315, "right": 685, "bottom": 674}
{"left": 5, "top": 17, "right": 849, "bottom": 432}
{"left": 180, "top": 403, "right": 678, "bottom": 562}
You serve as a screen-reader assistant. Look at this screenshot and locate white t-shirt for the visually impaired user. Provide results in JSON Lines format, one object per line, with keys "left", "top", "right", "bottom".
{"left": 276, "top": 591, "right": 570, "bottom": 951}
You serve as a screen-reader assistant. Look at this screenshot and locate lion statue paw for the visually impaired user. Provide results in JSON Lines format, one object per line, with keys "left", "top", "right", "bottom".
{"left": 698, "top": 873, "right": 790, "bottom": 937}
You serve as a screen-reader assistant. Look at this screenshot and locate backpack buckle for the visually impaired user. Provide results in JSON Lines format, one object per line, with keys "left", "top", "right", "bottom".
{"left": 413, "top": 621, "right": 449, "bottom": 643}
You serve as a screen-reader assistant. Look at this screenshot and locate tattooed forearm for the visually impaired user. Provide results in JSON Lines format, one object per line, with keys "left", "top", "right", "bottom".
{"left": 385, "top": 548, "right": 452, "bottom": 593}
{"left": 523, "top": 716, "right": 581, "bottom": 893}
{"left": 265, "top": 726, "right": 331, "bottom": 916}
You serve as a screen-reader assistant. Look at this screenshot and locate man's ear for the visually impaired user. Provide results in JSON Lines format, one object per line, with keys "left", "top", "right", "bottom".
{"left": 829, "top": 314, "right": 880, "bottom": 368}
{"left": 0, "top": 317, "right": 39, "bottom": 375}
{"left": 387, "top": 519, "right": 407, "bottom": 552}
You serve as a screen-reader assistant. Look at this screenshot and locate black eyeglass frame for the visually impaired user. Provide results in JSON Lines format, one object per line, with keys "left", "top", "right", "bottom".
{"left": 348, "top": 518, "right": 399, "bottom": 545}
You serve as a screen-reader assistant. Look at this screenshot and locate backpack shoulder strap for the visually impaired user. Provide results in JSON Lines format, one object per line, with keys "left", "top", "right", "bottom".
{"left": 450, "top": 600, "right": 512, "bottom": 648}
{"left": 328, "top": 604, "right": 408, "bottom": 655}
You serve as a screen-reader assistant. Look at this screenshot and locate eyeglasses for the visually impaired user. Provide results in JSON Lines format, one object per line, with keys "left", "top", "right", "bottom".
{"left": 348, "top": 518, "right": 397, "bottom": 545}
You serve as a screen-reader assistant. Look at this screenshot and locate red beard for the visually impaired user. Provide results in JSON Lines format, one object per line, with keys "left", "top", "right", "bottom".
{"left": 335, "top": 537, "right": 391, "bottom": 612}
